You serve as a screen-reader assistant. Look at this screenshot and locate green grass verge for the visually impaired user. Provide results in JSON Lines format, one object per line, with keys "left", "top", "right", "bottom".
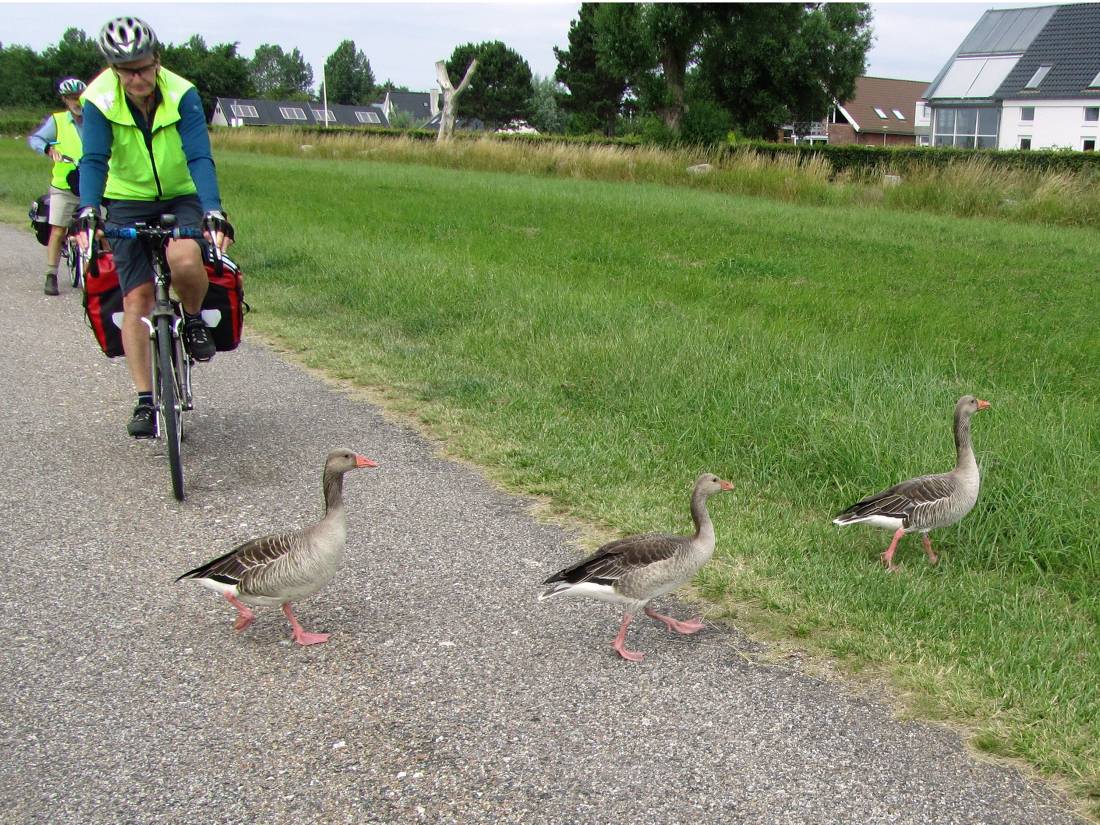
{"left": 1, "top": 139, "right": 1097, "bottom": 816}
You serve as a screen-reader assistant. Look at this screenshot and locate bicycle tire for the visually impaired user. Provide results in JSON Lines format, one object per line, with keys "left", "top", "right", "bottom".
{"left": 155, "top": 314, "right": 185, "bottom": 500}
{"left": 69, "top": 242, "right": 84, "bottom": 290}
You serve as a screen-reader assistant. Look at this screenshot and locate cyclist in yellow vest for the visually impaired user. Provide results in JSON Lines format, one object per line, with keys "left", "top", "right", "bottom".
{"left": 76, "top": 16, "right": 234, "bottom": 439}
{"left": 27, "top": 78, "right": 86, "bottom": 296}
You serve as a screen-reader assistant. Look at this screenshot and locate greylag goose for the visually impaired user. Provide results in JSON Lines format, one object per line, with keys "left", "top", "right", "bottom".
{"left": 176, "top": 448, "right": 378, "bottom": 645}
{"left": 833, "top": 395, "right": 990, "bottom": 571}
{"left": 539, "top": 473, "right": 734, "bottom": 662}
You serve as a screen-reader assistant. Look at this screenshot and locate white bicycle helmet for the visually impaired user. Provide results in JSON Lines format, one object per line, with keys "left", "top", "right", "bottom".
{"left": 97, "top": 16, "right": 158, "bottom": 65}
{"left": 58, "top": 77, "right": 87, "bottom": 96}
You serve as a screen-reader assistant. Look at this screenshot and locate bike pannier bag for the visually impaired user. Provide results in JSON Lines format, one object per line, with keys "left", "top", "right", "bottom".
{"left": 83, "top": 250, "right": 125, "bottom": 357}
{"left": 29, "top": 193, "right": 51, "bottom": 246}
{"left": 201, "top": 251, "right": 247, "bottom": 352}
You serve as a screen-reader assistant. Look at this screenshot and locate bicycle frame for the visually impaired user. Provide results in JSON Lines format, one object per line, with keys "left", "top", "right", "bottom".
{"left": 103, "top": 216, "right": 204, "bottom": 500}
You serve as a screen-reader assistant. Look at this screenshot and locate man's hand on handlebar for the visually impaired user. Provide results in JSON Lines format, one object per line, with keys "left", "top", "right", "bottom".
{"left": 75, "top": 206, "right": 103, "bottom": 254}
{"left": 202, "top": 210, "right": 234, "bottom": 256}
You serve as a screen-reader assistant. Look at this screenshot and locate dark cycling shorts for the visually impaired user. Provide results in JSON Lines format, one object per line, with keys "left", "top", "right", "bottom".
{"left": 104, "top": 195, "right": 208, "bottom": 296}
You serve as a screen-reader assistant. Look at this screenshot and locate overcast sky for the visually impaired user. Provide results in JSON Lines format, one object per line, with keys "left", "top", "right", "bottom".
{"left": 2, "top": 1, "right": 1055, "bottom": 91}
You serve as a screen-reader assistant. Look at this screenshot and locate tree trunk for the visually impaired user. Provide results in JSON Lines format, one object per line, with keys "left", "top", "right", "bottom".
{"left": 435, "top": 59, "right": 478, "bottom": 142}
{"left": 659, "top": 45, "right": 686, "bottom": 132}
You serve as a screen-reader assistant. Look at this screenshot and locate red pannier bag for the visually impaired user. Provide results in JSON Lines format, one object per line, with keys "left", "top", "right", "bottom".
{"left": 201, "top": 249, "right": 247, "bottom": 352}
{"left": 82, "top": 249, "right": 125, "bottom": 357}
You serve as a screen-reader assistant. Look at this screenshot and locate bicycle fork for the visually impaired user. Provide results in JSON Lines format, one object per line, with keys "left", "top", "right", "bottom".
{"left": 142, "top": 310, "right": 194, "bottom": 413}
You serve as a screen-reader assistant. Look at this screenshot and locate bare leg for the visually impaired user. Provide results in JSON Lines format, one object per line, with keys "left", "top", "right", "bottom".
{"left": 611, "top": 612, "right": 644, "bottom": 662}
{"left": 224, "top": 592, "right": 255, "bottom": 632}
{"left": 121, "top": 283, "right": 155, "bottom": 393}
{"left": 645, "top": 606, "right": 705, "bottom": 634}
{"left": 922, "top": 534, "right": 939, "bottom": 566}
{"left": 880, "top": 527, "right": 906, "bottom": 572}
{"left": 282, "top": 603, "right": 330, "bottom": 646}
{"left": 165, "top": 238, "right": 209, "bottom": 315}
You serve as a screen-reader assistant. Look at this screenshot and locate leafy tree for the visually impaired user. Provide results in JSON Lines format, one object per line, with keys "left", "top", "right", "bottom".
{"left": 323, "top": 40, "right": 375, "bottom": 105}
{"left": 593, "top": 3, "right": 710, "bottom": 132}
{"left": 377, "top": 79, "right": 411, "bottom": 93}
{"left": 40, "top": 28, "right": 102, "bottom": 92}
{"left": 446, "top": 41, "right": 533, "bottom": 128}
{"left": 162, "top": 35, "right": 253, "bottom": 117}
{"left": 0, "top": 44, "right": 47, "bottom": 106}
{"left": 553, "top": 3, "right": 627, "bottom": 136}
{"left": 697, "top": 3, "right": 872, "bottom": 139}
{"left": 528, "top": 74, "right": 567, "bottom": 134}
{"left": 250, "top": 44, "right": 313, "bottom": 99}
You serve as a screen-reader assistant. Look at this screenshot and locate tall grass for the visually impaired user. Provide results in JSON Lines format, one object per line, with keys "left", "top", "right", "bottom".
{"left": 213, "top": 128, "right": 1100, "bottom": 227}
{"left": 0, "top": 138, "right": 1098, "bottom": 816}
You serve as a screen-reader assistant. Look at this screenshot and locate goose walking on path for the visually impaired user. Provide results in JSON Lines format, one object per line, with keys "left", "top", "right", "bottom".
{"left": 833, "top": 395, "right": 990, "bottom": 572}
{"left": 539, "top": 473, "right": 734, "bottom": 662}
{"left": 176, "top": 448, "right": 378, "bottom": 645}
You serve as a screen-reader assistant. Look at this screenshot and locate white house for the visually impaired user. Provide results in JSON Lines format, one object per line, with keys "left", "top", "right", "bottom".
{"left": 923, "top": 3, "right": 1100, "bottom": 151}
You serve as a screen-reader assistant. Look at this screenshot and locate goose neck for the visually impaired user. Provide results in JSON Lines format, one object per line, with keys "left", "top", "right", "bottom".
{"left": 954, "top": 412, "right": 977, "bottom": 472}
{"left": 690, "top": 489, "right": 715, "bottom": 542}
{"left": 322, "top": 469, "right": 346, "bottom": 515}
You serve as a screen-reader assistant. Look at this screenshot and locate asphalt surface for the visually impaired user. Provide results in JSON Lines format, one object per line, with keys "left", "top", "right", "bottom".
{"left": 0, "top": 223, "right": 1084, "bottom": 825}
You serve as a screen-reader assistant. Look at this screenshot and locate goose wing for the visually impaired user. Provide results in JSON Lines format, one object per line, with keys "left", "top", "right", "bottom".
{"left": 543, "top": 532, "right": 683, "bottom": 588}
{"left": 175, "top": 531, "right": 299, "bottom": 587}
{"left": 836, "top": 472, "right": 956, "bottom": 523}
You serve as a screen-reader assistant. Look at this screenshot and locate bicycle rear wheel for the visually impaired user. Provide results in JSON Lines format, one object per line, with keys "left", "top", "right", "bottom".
{"left": 155, "top": 314, "right": 185, "bottom": 500}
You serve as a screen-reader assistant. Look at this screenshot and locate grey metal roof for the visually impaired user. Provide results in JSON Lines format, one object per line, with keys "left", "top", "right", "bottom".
{"left": 924, "top": 3, "right": 1100, "bottom": 101}
{"left": 995, "top": 3, "right": 1100, "bottom": 98}
{"left": 213, "top": 98, "right": 390, "bottom": 128}
{"left": 957, "top": 5, "right": 1057, "bottom": 55}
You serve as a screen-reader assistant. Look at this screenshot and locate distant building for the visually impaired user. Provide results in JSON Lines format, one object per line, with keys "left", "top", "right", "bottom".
{"left": 782, "top": 76, "right": 932, "bottom": 146}
{"left": 211, "top": 98, "right": 392, "bottom": 129}
{"left": 923, "top": 3, "right": 1100, "bottom": 151}
{"left": 210, "top": 90, "right": 445, "bottom": 130}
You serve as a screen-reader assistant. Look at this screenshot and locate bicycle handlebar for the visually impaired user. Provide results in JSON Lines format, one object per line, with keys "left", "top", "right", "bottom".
{"left": 103, "top": 225, "right": 205, "bottom": 241}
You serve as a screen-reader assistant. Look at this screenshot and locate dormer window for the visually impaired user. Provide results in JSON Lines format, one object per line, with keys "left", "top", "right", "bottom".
{"left": 1024, "top": 65, "right": 1051, "bottom": 89}
{"left": 874, "top": 107, "right": 888, "bottom": 119}
{"left": 1090, "top": 69, "right": 1100, "bottom": 88}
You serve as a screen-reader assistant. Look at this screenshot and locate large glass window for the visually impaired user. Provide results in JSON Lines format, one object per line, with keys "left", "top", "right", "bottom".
{"left": 932, "top": 106, "right": 999, "bottom": 148}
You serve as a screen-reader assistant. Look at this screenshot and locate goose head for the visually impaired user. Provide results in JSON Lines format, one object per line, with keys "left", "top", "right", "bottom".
{"left": 955, "top": 395, "right": 991, "bottom": 420}
{"left": 325, "top": 448, "right": 379, "bottom": 474}
{"left": 694, "top": 472, "right": 735, "bottom": 497}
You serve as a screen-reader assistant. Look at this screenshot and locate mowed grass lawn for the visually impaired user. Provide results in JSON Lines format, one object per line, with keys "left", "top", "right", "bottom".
{"left": 2, "top": 139, "right": 1097, "bottom": 812}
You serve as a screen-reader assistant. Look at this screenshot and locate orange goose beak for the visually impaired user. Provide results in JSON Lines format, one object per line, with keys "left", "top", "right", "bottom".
{"left": 720, "top": 480, "right": 735, "bottom": 491}
{"left": 977, "top": 399, "right": 991, "bottom": 410}
{"left": 356, "top": 455, "right": 379, "bottom": 468}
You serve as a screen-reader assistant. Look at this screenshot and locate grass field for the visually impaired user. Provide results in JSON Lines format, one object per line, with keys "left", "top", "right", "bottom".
{"left": 1, "top": 138, "right": 1097, "bottom": 815}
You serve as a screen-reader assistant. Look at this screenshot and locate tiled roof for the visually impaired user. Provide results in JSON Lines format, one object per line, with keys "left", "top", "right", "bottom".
{"left": 839, "top": 76, "right": 931, "bottom": 135}
{"left": 925, "top": 3, "right": 1100, "bottom": 101}
{"left": 995, "top": 3, "right": 1100, "bottom": 98}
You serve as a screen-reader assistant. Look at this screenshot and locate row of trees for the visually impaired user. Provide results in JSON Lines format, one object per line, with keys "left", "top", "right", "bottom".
{"left": 1, "top": 3, "right": 873, "bottom": 143}
{"left": 0, "top": 30, "right": 395, "bottom": 115}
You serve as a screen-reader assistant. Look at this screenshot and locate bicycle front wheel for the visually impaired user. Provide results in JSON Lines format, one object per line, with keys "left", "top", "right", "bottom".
{"left": 155, "top": 314, "right": 185, "bottom": 501}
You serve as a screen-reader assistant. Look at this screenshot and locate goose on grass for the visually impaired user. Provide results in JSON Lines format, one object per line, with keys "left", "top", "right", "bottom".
{"left": 833, "top": 395, "right": 990, "bottom": 571}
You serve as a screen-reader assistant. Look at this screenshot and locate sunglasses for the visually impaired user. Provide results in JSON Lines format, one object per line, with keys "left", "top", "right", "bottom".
{"left": 114, "top": 62, "right": 158, "bottom": 79}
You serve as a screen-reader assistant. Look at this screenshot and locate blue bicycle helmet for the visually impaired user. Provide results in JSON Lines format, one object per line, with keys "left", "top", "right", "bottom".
{"left": 58, "top": 77, "right": 87, "bottom": 96}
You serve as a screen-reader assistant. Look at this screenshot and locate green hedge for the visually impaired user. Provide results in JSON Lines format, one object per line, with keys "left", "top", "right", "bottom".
{"left": 733, "top": 139, "right": 1100, "bottom": 177}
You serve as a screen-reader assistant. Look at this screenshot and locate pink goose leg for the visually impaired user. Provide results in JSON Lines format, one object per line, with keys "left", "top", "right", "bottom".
{"left": 282, "top": 603, "right": 330, "bottom": 646}
{"left": 645, "top": 607, "right": 705, "bottom": 634}
{"left": 880, "top": 527, "right": 906, "bottom": 572}
{"left": 611, "top": 613, "right": 644, "bottom": 662}
{"left": 922, "top": 534, "right": 939, "bottom": 566}
{"left": 225, "top": 593, "right": 255, "bottom": 632}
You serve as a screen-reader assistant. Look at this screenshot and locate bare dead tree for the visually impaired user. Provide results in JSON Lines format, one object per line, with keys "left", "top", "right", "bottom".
{"left": 435, "top": 59, "right": 478, "bottom": 142}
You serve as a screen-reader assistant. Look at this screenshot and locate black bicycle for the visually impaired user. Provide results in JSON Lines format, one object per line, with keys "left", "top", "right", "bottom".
{"left": 103, "top": 216, "right": 201, "bottom": 501}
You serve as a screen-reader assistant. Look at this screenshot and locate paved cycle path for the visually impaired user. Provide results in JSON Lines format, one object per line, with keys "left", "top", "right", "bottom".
{"left": 0, "top": 224, "right": 1084, "bottom": 824}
